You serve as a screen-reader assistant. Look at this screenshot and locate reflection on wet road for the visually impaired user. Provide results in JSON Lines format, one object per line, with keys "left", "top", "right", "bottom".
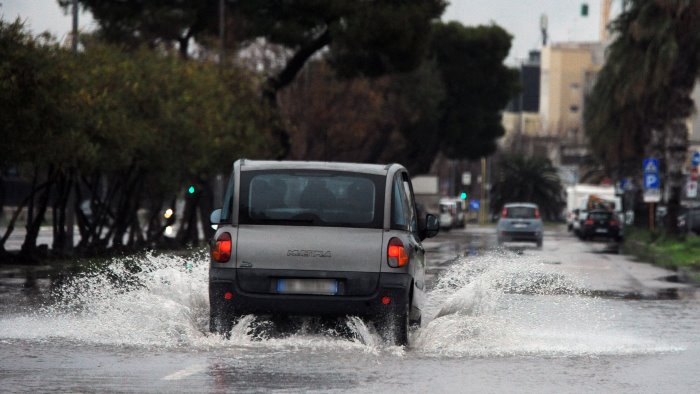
{"left": 1, "top": 226, "right": 699, "bottom": 392}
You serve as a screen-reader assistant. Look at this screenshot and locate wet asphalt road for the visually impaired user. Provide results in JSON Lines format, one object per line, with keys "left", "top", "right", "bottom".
{"left": 1, "top": 225, "right": 699, "bottom": 393}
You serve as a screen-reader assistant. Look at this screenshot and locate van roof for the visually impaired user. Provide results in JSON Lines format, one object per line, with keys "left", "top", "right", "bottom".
{"left": 238, "top": 160, "right": 398, "bottom": 175}
{"left": 503, "top": 202, "right": 539, "bottom": 208}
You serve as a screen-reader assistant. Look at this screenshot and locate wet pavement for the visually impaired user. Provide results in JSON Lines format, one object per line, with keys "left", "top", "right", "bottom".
{"left": 1, "top": 225, "right": 699, "bottom": 392}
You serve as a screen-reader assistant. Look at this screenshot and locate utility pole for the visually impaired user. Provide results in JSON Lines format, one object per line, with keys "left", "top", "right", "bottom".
{"left": 71, "top": 0, "right": 78, "bottom": 53}
{"left": 64, "top": 0, "right": 79, "bottom": 253}
{"left": 479, "top": 158, "right": 487, "bottom": 225}
{"left": 219, "top": 0, "right": 225, "bottom": 71}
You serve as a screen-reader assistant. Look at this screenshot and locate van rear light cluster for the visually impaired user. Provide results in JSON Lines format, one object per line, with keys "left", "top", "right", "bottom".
{"left": 387, "top": 237, "right": 409, "bottom": 268}
{"left": 211, "top": 232, "right": 232, "bottom": 262}
{"left": 501, "top": 208, "right": 508, "bottom": 218}
{"left": 534, "top": 208, "right": 541, "bottom": 219}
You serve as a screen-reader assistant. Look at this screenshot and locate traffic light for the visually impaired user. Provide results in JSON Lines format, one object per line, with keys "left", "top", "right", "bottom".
{"left": 459, "top": 192, "right": 467, "bottom": 200}
{"left": 581, "top": 3, "right": 589, "bottom": 16}
{"left": 188, "top": 185, "right": 195, "bottom": 194}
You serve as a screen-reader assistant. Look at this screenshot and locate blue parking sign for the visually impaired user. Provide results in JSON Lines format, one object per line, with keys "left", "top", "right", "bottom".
{"left": 469, "top": 199, "right": 480, "bottom": 210}
{"left": 643, "top": 158, "right": 659, "bottom": 174}
{"left": 692, "top": 151, "right": 700, "bottom": 167}
{"left": 644, "top": 173, "right": 660, "bottom": 189}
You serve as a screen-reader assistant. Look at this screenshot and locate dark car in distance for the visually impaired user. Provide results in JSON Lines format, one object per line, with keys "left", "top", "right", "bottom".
{"left": 580, "top": 210, "right": 622, "bottom": 242}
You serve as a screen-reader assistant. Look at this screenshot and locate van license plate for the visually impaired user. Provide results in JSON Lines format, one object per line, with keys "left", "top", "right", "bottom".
{"left": 276, "top": 279, "right": 338, "bottom": 295}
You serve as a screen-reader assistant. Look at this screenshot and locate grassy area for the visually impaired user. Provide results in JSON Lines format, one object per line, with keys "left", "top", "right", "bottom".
{"left": 622, "top": 227, "right": 700, "bottom": 281}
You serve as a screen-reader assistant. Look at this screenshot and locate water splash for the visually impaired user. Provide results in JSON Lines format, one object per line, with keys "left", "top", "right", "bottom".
{"left": 0, "top": 249, "right": 681, "bottom": 357}
{"left": 414, "top": 250, "right": 680, "bottom": 357}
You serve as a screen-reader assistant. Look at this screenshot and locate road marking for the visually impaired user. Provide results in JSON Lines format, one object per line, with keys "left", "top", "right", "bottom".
{"left": 162, "top": 364, "right": 206, "bottom": 381}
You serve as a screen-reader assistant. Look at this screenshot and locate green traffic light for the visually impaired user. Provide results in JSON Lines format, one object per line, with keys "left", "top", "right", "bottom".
{"left": 460, "top": 192, "right": 467, "bottom": 200}
{"left": 188, "top": 186, "right": 195, "bottom": 194}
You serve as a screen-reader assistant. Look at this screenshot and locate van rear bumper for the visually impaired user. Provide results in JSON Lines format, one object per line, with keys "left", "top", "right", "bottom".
{"left": 209, "top": 268, "right": 411, "bottom": 317}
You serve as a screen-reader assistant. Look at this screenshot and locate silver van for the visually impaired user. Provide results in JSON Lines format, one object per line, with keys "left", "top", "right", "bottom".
{"left": 496, "top": 202, "right": 544, "bottom": 247}
{"left": 208, "top": 160, "right": 439, "bottom": 345}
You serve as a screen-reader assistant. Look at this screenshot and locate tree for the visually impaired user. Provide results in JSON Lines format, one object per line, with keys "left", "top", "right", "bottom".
{"left": 430, "top": 22, "right": 519, "bottom": 160}
{"left": 0, "top": 20, "right": 86, "bottom": 260}
{"left": 584, "top": 0, "right": 700, "bottom": 234}
{"left": 489, "top": 155, "right": 565, "bottom": 221}
{"left": 1, "top": 21, "right": 278, "bottom": 259}
{"left": 66, "top": 38, "right": 277, "bottom": 251}
{"left": 64, "top": 0, "right": 447, "bottom": 156}
{"left": 279, "top": 21, "right": 517, "bottom": 172}
{"left": 58, "top": 0, "right": 217, "bottom": 59}
{"left": 278, "top": 59, "right": 445, "bottom": 173}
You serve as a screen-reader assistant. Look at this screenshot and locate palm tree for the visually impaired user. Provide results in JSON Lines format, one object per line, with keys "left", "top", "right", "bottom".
{"left": 585, "top": 0, "right": 700, "bottom": 235}
{"left": 489, "top": 155, "right": 565, "bottom": 221}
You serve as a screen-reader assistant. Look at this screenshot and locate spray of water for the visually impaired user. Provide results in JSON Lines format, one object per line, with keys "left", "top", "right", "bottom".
{"left": 414, "top": 250, "right": 679, "bottom": 357}
{"left": 0, "top": 249, "right": 679, "bottom": 356}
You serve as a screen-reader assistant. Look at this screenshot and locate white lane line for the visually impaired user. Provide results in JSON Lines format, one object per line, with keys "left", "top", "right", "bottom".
{"left": 162, "top": 364, "right": 207, "bottom": 381}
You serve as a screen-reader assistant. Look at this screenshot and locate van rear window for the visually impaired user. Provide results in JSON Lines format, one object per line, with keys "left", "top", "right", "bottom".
{"left": 504, "top": 207, "right": 537, "bottom": 218}
{"left": 238, "top": 170, "right": 385, "bottom": 228}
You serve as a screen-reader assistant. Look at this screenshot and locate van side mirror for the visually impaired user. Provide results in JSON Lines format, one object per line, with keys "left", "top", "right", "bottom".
{"left": 210, "top": 208, "right": 222, "bottom": 225}
{"left": 422, "top": 214, "right": 439, "bottom": 239}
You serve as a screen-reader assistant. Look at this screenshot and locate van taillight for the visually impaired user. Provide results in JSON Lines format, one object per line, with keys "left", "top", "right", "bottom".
{"left": 387, "top": 238, "right": 408, "bottom": 268}
{"left": 534, "top": 208, "right": 541, "bottom": 219}
{"left": 501, "top": 208, "right": 508, "bottom": 218}
{"left": 211, "top": 232, "right": 232, "bottom": 262}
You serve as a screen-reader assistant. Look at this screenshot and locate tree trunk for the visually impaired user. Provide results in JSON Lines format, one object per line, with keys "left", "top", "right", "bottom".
{"left": 263, "top": 28, "right": 332, "bottom": 159}
{"left": 21, "top": 166, "right": 54, "bottom": 260}
{"left": 52, "top": 171, "right": 73, "bottom": 254}
{"left": 177, "top": 191, "right": 200, "bottom": 246}
{"left": 197, "top": 180, "right": 215, "bottom": 241}
{"left": 0, "top": 182, "right": 48, "bottom": 252}
{"left": 664, "top": 120, "right": 689, "bottom": 236}
{"left": 112, "top": 171, "right": 142, "bottom": 249}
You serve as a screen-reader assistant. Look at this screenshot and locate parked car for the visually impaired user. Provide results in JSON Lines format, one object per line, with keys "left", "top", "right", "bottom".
{"left": 580, "top": 210, "right": 622, "bottom": 242}
{"left": 496, "top": 202, "right": 544, "bottom": 247}
{"left": 678, "top": 206, "right": 700, "bottom": 235}
{"left": 572, "top": 209, "right": 588, "bottom": 238}
{"left": 438, "top": 199, "right": 456, "bottom": 231}
{"left": 452, "top": 198, "right": 467, "bottom": 228}
{"left": 208, "top": 159, "right": 439, "bottom": 345}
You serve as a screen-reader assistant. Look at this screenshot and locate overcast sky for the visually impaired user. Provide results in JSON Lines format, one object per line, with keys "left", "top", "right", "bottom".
{"left": 1, "top": 0, "right": 619, "bottom": 64}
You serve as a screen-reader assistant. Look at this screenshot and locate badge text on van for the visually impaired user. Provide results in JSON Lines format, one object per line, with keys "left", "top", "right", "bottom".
{"left": 287, "top": 250, "right": 332, "bottom": 258}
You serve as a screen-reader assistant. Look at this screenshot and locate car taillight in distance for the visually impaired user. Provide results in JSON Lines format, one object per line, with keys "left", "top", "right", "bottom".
{"left": 585, "top": 219, "right": 594, "bottom": 225}
{"left": 501, "top": 208, "right": 508, "bottom": 218}
{"left": 610, "top": 219, "right": 619, "bottom": 226}
{"left": 534, "top": 208, "right": 541, "bottom": 219}
{"left": 211, "top": 232, "right": 232, "bottom": 262}
{"left": 387, "top": 237, "right": 408, "bottom": 268}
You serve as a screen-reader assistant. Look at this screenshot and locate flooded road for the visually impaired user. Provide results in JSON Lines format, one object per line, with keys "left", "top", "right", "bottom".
{"left": 1, "top": 226, "right": 699, "bottom": 392}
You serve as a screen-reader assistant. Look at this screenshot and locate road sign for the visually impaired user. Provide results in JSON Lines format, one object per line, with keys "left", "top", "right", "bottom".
{"left": 692, "top": 151, "right": 700, "bottom": 167}
{"left": 462, "top": 172, "right": 471, "bottom": 186}
{"left": 643, "top": 189, "right": 661, "bottom": 203}
{"left": 643, "top": 158, "right": 661, "bottom": 199}
{"left": 469, "top": 199, "right": 480, "bottom": 210}
{"left": 643, "top": 158, "right": 659, "bottom": 174}
{"left": 620, "top": 178, "right": 629, "bottom": 190}
{"left": 687, "top": 181, "right": 698, "bottom": 198}
{"left": 644, "top": 173, "right": 660, "bottom": 189}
